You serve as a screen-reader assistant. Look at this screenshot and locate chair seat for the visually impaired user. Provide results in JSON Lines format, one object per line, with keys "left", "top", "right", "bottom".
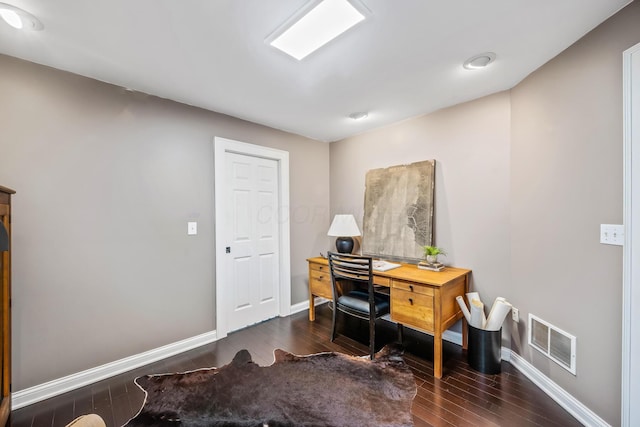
{"left": 328, "top": 252, "right": 400, "bottom": 359}
{"left": 337, "top": 290, "right": 390, "bottom": 315}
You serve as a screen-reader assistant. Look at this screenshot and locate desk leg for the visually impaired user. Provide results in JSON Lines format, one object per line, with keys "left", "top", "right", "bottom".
{"left": 309, "top": 295, "right": 315, "bottom": 321}
{"left": 462, "top": 317, "right": 468, "bottom": 350}
{"left": 434, "top": 330, "right": 443, "bottom": 379}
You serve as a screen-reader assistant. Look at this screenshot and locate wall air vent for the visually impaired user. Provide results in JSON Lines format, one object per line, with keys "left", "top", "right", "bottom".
{"left": 528, "top": 314, "right": 577, "bottom": 375}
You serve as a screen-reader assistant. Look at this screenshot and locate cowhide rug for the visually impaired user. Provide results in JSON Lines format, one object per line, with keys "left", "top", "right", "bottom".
{"left": 124, "top": 345, "right": 416, "bottom": 427}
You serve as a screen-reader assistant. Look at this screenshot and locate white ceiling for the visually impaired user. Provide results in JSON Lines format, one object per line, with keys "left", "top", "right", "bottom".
{"left": 0, "top": 0, "right": 632, "bottom": 142}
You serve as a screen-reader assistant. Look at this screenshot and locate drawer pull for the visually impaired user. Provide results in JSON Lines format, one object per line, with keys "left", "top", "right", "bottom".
{"left": 409, "top": 285, "right": 414, "bottom": 292}
{"left": 318, "top": 276, "right": 323, "bottom": 280}
{"left": 409, "top": 298, "right": 414, "bottom": 305}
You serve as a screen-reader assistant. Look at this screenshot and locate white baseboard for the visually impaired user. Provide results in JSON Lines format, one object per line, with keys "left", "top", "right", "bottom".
{"left": 290, "top": 298, "right": 329, "bottom": 315}
{"left": 12, "top": 330, "right": 218, "bottom": 410}
{"left": 507, "top": 350, "right": 610, "bottom": 427}
{"left": 289, "top": 300, "right": 309, "bottom": 314}
{"left": 501, "top": 345, "right": 511, "bottom": 362}
{"left": 442, "top": 329, "right": 462, "bottom": 345}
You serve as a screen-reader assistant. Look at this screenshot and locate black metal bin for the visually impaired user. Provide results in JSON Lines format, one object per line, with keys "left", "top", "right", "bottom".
{"left": 468, "top": 324, "right": 502, "bottom": 374}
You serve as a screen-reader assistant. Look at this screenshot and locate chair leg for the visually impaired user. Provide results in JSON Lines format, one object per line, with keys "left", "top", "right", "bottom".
{"left": 397, "top": 323, "right": 404, "bottom": 344}
{"left": 369, "top": 316, "right": 376, "bottom": 360}
{"left": 330, "top": 303, "right": 338, "bottom": 342}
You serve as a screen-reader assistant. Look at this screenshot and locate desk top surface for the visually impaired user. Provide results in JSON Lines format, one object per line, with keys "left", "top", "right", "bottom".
{"left": 307, "top": 256, "right": 470, "bottom": 287}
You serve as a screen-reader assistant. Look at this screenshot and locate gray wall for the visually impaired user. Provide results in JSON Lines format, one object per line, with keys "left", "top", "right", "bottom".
{"left": 0, "top": 54, "right": 330, "bottom": 390}
{"left": 330, "top": 3, "right": 640, "bottom": 425}
{"left": 510, "top": 2, "right": 640, "bottom": 424}
{"left": 330, "top": 92, "right": 512, "bottom": 341}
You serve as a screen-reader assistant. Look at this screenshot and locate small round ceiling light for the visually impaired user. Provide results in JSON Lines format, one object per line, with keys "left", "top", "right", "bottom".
{"left": 348, "top": 111, "right": 368, "bottom": 120}
{"left": 0, "top": 3, "right": 43, "bottom": 30}
{"left": 463, "top": 52, "right": 496, "bottom": 70}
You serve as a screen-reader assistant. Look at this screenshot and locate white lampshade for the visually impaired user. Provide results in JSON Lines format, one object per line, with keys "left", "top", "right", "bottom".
{"left": 327, "top": 214, "right": 361, "bottom": 237}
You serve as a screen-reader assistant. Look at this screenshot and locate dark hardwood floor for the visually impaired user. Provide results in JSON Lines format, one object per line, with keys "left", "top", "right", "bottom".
{"left": 10, "top": 304, "right": 582, "bottom": 427}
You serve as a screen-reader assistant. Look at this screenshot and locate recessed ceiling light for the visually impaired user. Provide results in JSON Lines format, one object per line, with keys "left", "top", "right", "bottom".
{"left": 0, "top": 3, "right": 43, "bottom": 30}
{"left": 463, "top": 52, "right": 496, "bottom": 70}
{"left": 267, "top": 0, "right": 369, "bottom": 61}
{"left": 348, "top": 111, "right": 368, "bottom": 120}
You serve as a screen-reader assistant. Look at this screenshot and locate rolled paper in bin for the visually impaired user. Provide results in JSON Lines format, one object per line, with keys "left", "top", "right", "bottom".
{"left": 485, "top": 299, "right": 512, "bottom": 331}
{"left": 469, "top": 299, "right": 486, "bottom": 329}
{"left": 456, "top": 296, "right": 471, "bottom": 323}
{"left": 466, "top": 292, "right": 480, "bottom": 305}
{"left": 468, "top": 324, "right": 502, "bottom": 374}
{"left": 486, "top": 297, "right": 506, "bottom": 324}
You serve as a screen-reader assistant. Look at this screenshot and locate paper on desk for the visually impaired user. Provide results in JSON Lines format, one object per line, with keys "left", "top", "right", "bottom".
{"left": 372, "top": 260, "right": 401, "bottom": 271}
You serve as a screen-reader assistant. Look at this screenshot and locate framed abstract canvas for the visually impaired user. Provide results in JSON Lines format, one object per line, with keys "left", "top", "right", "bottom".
{"left": 362, "top": 160, "right": 435, "bottom": 262}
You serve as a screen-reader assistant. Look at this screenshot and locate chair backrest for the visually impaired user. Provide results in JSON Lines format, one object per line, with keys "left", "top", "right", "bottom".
{"left": 327, "top": 252, "right": 374, "bottom": 302}
{"left": 327, "top": 252, "right": 373, "bottom": 281}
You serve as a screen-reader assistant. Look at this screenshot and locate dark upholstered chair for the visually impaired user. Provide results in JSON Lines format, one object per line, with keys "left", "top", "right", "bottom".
{"left": 328, "top": 251, "right": 393, "bottom": 359}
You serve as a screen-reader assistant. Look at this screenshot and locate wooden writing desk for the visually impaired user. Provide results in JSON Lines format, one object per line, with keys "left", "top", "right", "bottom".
{"left": 307, "top": 256, "right": 471, "bottom": 378}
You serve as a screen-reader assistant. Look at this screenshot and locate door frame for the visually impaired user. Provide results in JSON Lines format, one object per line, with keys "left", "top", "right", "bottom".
{"left": 213, "top": 137, "right": 291, "bottom": 339}
{"left": 622, "top": 41, "right": 640, "bottom": 427}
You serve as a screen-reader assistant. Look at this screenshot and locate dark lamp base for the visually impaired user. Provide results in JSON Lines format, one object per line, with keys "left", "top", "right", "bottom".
{"left": 335, "top": 237, "right": 354, "bottom": 254}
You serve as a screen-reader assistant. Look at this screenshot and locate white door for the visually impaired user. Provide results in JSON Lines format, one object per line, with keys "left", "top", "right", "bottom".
{"left": 224, "top": 152, "right": 280, "bottom": 331}
{"left": 623, "top": 41, "right": 640, "bottom": 427}
{"left": 214, "top": 137, "right": 291, "bottom": 339}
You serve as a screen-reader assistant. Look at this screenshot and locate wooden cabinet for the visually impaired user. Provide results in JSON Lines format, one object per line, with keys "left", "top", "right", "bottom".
{"left": 0, "top": 186, "right": 14, "bottom": 426}
{"left": 307, "top": 257, "right": 470, "bottom": 378}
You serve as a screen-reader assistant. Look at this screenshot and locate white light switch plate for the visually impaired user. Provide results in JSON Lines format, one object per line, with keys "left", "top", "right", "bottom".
{"left": 187, "top": 221, "right": 198, "bottom": 235}
{"left": 600, "top": 224, "right": 624, "bottom": 246}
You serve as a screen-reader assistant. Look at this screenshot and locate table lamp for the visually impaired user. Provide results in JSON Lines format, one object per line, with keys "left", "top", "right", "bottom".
{"left": 327, "top": 214, "right": 361, "bottom": 254}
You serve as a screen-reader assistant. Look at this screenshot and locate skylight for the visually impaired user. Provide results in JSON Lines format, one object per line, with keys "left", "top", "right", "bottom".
{"left": 268, "top": 0, "right": 367, "bottom": 60}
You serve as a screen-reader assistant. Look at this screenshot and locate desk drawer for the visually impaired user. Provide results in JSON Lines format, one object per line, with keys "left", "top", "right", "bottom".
{"left": 373, "top": 276, "right": 390, "bottom": 287}
{"left": 310, "top": 262, "right": 330, "bottom": 275}
{"left": 392, "top": 280, "right": 434, "bottom": 296}
{"left": 391, "top": 289, "right": 434, "bottom": 332}
{"left": 309, "top": 269, "right": 332, "bottom": 299}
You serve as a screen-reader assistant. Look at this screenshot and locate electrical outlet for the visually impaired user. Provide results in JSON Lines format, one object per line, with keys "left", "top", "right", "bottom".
{"left": 512, "top": 307, "right": 519, "bottom": 323}
{"left": 187, "top": 221, "right": 198, "bottom": 235}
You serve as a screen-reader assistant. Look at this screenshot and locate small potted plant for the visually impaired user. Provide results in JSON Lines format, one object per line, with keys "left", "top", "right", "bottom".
{"left": 423, "top": 245, "right": 446, "bottom": 264}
